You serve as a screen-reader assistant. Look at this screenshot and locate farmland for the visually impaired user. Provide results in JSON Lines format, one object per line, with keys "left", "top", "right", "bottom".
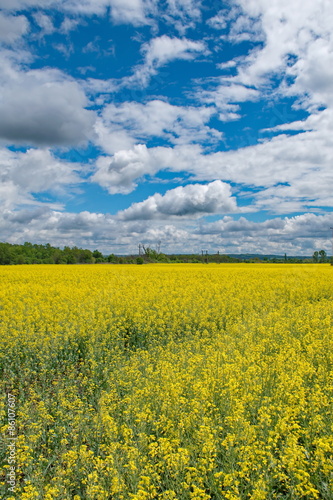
{"left": 1, "top": 264, "right": 333, "bottom": 500}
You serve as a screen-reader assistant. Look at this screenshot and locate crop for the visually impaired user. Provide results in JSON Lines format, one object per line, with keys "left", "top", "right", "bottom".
{"left": 1, "top": 264, "right": 333, "bottom": 499}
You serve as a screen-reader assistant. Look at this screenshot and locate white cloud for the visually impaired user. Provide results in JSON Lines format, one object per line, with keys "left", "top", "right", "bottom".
{"left": 163, "top": 0, "right": 201, "bottom": 32}
{"left": 230, "top": 0, "right": 333, "bottom": 95}
{"left": 197, "top": 81, "right": 259, "bottom": 121}
{"left": 52, "top": 42, "right": 74, "bottom": 58}
{"left": 0, "top": 207, "right": 332, "bottom": 255}
{"left": 0, "top": 13, "right": 29, "bottom": 43}
{"left": 165, "top": 0, "right": 201, "bottom": 20}
{"left": 118, "top": 181, "right": 238, "bottom": 220}
{"left": 0, "top": 0, "right": 54, "bottom": 9}
{"left": 226, "top": 5, "right": 264, "bottom": 43}
{"left": 92, "top": 144, "right": 161, "bottom": 194}
{"left": 92, "top": 143, "right": 202, "bottom": 193}
{"left": 285, "top": 37, "right": 333, "bottom": 110}
{"left": 94, "top": 121, "right": 136, "bottom": 156}
{"left": 93, "top": 120, "right": 333, "bottom": 213}
{"left": 196, "top": 214, "right": 333, "bottom": 255}
{"left": 0, "top": 148, "right": 80, "bottom": 209}
{"left": 197, "top": 212, "right": 333, "bottom": 253}
{"left": 207, "top": 11, "right": 227, "bottom": 30}
{"left": 0, "top": 0, "right": 109, "bottom": 14}
{"left": 59, "top": 16, "right": 81, "bottom": 33}
{"left": 64, "top": 0, "right": 202, "bottom": 28}
{"left": 0, "top": 0, "right": 201, "bottom": 31}
{"left": 199, "top": 0, "right": 333, "bottom": 125}
{"left": 144, "top": 34, "right": 206, "bottom": 66}
{"left": 96, "top": 99, "right": 221, "bottom": 151}
{"left": 33, "top": 12, "right": 55, "bottom": 35}
{"left": 0, "top": 56, "right": 95, "bottom": 146}
{"left": 109, "top": 0, "right": 153, "bottom": 25}
{"left": 127, "top": 35, "right": 207, "bottom": 87}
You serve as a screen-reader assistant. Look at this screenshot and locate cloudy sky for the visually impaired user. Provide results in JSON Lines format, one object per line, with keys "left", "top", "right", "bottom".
{"left": 1, "top": 0, "right": 333, "bottom": 255}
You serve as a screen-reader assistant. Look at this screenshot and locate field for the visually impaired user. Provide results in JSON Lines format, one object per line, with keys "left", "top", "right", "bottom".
{"left": 1, "top": 264, "right": 333, "bottom": 500}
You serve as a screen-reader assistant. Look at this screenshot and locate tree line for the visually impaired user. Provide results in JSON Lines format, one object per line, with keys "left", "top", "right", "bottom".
{"left": 0, "top": 242, "right": 102, "bottom": 265}
{"left": 0, "top": 241, "right": 331, "bottom": 265}
{"left": 0, "top": 242, "right": 237, "bottom": 265}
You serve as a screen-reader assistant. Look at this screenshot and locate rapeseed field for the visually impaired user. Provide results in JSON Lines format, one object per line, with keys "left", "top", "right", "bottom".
{"left": 1, "top": 264, "right": 333, "bottom": 500}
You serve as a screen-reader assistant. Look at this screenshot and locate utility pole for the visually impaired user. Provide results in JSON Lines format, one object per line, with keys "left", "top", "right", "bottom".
{"left": 138, "top": 243, "right": 142, "bottom": 256}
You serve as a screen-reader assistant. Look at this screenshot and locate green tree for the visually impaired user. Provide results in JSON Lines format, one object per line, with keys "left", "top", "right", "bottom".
{"left": 319, "top": 249, "right": 327, "bottom": 263}
{"left": 93, "top": 250, "right": 104, "bottom": 260}
{"left": 0, "top": 243, "right": 11, "bottom": 265}
{"left": 108, "top": 253, "right": 117, "bottom": 263}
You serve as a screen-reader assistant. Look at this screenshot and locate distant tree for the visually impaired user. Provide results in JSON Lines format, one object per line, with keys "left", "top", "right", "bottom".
{"left": 52, "top": 249, "right": 63, "bottom": 264}
{"left": 0, "top": 243, "right": 11, "bottom": 265}
{"left": 142, "top": 245, "right": 159, "bottom": 261}
{"left": 65, "top": 253, "right": 76, "bottom": 264}
{"left": 313, "top": 251, "right": 319, "bottom": 263}
{"left": 93, "top": 250, "right": 104, "bottom": 260}
{"left": 157, "top": 253, "right": 168, "bottom": 262}
{"left": 319, "top": 249, "right": 327, "bottom": 263}
{"left": 78, "top": 249, "right": 93, "bottom": 263}
{"left": 108, "top": 253, "right": 116, "bottom": 263}
{"left": 136, "top": 257, "right": 144, "bottom": 265}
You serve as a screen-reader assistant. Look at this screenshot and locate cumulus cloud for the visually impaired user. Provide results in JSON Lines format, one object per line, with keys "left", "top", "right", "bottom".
{"left": 0, "top": 208, "right": 332, "bottom": 255}
{"left": 96, "top": 99, "right": 221, "bottom": 153}
{"left": 197, "top": 81, "right": 259, "bottom": 121}
{"left": 93, "top": 121, "right": 333, "bottom": 213}
{"left": 200, "top": 0, "right": 333, "bottom": 123}
{"left": 118, "top": 181, "right": 238, "bottom": 220}
{"left": 230, "top": 0, "right": 333, "bottom": 101}
{"left": 143, "top": 34, "right": 207, "bottom": 67}
{"left": 0, "top": 0, "right": 201, "bottom": 30}
{"left": 92, "top": 144, "right": 202, "bottom": 193}
{"left": 0, "top": 147, "right": 81, "bottom": 209}
{"left": 126, "top": 35, "right": 207, "bottom": 86}
{"left": 33, "top": 12, "right": 55, "bottom": 35}
{"left": 0, "top": 0, "right": 109, "bottom": 14}
{"left": 109, "top": 0, "right": 153, "bottom": 25}
{"left": 0, "top": 0, "right": 54, "bottom": 9}
{"left": 197, "top": 212, "right": 333, "bottom": 253}
{"left": 59, "top": 16, "right": 81, "bottom": 33}
{"left": 0, "top": 13, "right": 29, "bottom": 43}
{"left": 92, "top": 144, "right": 163, "bottom": 194}
{"left": 0, "top": 58, "right": 95, "bottom": 146}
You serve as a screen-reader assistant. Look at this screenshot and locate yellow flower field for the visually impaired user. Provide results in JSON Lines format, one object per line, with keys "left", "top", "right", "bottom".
{"left": 1, "top": 264, "right": 333, "bottom": 500}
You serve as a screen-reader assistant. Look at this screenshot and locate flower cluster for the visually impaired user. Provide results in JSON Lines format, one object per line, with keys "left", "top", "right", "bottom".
{"left": 0, "top": 263, "right": 332, "bottom": 499}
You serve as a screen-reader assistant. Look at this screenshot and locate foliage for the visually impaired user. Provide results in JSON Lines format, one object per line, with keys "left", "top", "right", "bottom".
{"left": 0, "top": 241, "right": 328, "bottom": 266}
{"left": 313, "top": 250, "right": 328, "bottom": 263}
{"left": 0, "top": 242, "right": 96, "bottom": 265}
{"left": 1, "top": 264, "right": 333, "bottom": 499}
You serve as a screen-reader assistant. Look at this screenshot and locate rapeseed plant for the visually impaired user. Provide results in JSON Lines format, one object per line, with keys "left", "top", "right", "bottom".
{"left": 0, "top": 264, "right": 333, "bottom": 499}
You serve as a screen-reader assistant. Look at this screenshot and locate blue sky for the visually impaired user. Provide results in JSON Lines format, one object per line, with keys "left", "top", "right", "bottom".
{"left": 1, "top": 0, "right": 333, "bottom": 255}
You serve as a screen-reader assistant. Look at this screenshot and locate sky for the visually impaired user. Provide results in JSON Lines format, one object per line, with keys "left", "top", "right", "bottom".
{"left": 1, "top": 0, "right": 333, "bottom": 256}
